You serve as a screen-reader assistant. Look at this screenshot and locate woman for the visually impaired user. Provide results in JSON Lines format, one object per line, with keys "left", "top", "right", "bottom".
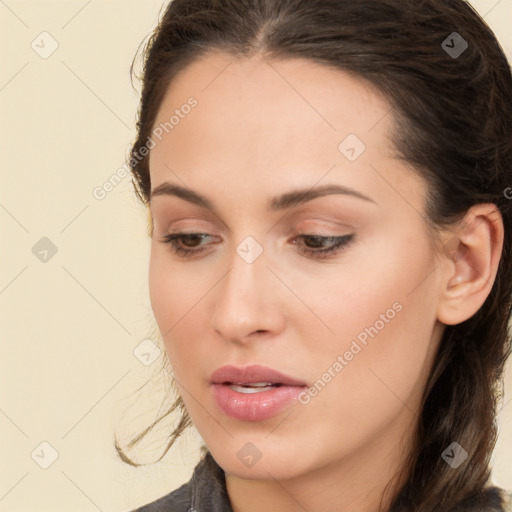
{"left": 118, "top": 0, "right": 512, "bottom": 510}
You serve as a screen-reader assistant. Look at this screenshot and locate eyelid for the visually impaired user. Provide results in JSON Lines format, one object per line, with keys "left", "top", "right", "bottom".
{"left": 152, "top": 203, "right": 359, "bottom": 227}
{"left": 149, "top": 203, "right": 233, "bottom": 235}
{"left": 153, "top": 218, "right": 221, "bottom": 237}
{"left": 296, "top": 214, "right": 355, "bottom": 227}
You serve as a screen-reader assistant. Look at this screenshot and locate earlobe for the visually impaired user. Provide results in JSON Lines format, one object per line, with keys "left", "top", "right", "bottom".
{"left": 437, "top": 204, "right": 504, "bottom": 326}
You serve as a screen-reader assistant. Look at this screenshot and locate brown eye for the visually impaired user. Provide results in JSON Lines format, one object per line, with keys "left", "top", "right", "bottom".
{"left": 159, "top": 232, "right": 220, "bottom": 258}
{"left": 294, "top": 234, "right": 355, "bottom": 259}
{"left": 180, "top": 234, "right": 208, "bottom": 247}
{"left": 302, "top": 235, "right": 334, "bottom": 249}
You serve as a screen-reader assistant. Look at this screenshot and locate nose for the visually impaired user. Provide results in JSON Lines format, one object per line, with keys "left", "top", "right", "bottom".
{"left": 210, "top": 243, "right": 286, "bottom": 345}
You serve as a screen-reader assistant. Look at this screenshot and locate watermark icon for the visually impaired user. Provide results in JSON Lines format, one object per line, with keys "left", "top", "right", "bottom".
{"left": 92, "top": 97, "right": 198, "bottom": 201}
{"left": 338, "top": 134, "right": 366, "bottom": 162}
{"left": 237, "top": 442, "right": 262, "bottom": 468}
{"left": 32, "top": 237, "right": 58, "bottom": 263}
{"left": 133, "top": 339, "right": 161, "bottom": 366}
{"left": 31, "top": 31, "right": 59, "bottom": 59}
{"left": 441, "top": 442, "right": 468, "bottom": 469}
{"left": 505, "top": 187, "right": 512, "bottom": 200}
{"left": 31, "top": 441, "right": 59, "bottom": 469}
{"left": 442, "top": 32, "right": 468, "bottom": 59}
{"left": 298, "top": 301, "right": 403, "bottom": 405}
{"left": 236, "top": 236, "right": 263, "bottom": 264}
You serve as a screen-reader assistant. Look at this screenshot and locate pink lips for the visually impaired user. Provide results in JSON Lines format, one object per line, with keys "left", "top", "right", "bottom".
{"left": 210, "top": 365, "right": 307, "bottom": 422}
{"left": 210, "top": 364, "right": 306, "bottom": 387}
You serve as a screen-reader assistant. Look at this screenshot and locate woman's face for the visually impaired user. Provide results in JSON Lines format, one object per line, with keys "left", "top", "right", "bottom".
{"left": 148, "top": 52, "right": 446, "bottom": 480}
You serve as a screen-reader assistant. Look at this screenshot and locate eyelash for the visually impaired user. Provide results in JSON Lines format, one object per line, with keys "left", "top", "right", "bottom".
{"left": 158, "top": 232, "right": 355, "bottom": 260}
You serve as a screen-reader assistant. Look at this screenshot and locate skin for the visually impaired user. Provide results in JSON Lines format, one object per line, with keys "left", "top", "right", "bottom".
{"left": 147, "top": 51, "right": 503, "bottom": 512}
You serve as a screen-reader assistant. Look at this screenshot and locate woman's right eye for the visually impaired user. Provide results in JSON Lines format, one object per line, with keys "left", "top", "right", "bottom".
{"left": 158, "top": 233, "right": 218, "bottom": 257}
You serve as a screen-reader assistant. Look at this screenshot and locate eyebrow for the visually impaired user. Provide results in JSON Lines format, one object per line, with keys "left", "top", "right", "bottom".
{"left": 150, "top": 182, "right": 376, "bottom": 211}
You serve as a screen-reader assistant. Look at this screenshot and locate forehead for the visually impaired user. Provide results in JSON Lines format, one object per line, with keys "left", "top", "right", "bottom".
{"left": 148, "top": 51, "right": 426, "bottom": 212}
{"left": 150, "top": 51, "right": 393, "bottom": 161}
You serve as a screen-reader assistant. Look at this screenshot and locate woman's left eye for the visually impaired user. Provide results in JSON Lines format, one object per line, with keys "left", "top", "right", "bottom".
{"left": 292, "top": 234, "right": 355, "bottom": 259}
{"left": 158, "top": 232, "right": 355, "bottom": 259}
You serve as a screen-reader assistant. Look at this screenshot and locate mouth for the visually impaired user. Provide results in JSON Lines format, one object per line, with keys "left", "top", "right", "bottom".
{"left": 209, "top": 365, "right": 307, "bottom": 421}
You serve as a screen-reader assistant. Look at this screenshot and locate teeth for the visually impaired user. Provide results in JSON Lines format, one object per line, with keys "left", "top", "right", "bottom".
{"left": 229, "top": 383, "right": 277, "bottom": 394}
{"left": 240, "top": 382, "right": 275, "bottom": 387}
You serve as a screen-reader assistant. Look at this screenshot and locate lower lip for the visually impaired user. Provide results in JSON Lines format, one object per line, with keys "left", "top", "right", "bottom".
{"left": 211, "top": 384, "right": 305, "bottom": 421}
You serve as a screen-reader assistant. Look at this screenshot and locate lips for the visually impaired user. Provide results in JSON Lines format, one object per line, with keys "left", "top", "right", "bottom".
{"left": 209, "top": 364, "right": 306, "bottom": 387}
{"left": 210, "top": 365, "right": 307, "bottom": 421}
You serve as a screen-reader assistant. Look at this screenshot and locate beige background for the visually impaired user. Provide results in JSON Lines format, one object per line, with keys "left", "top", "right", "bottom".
{"left": 0, "top": 1, "right": 511, "bottom": 510}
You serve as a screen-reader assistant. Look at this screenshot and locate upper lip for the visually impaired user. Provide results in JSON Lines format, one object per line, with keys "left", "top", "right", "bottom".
{"left": 210, "top": 364, "right": 306, "bottom": 386}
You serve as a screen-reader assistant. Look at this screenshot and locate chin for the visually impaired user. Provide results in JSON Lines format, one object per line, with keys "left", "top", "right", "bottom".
{"left": 207, "top": 436, "right": 314, "bottom": 481}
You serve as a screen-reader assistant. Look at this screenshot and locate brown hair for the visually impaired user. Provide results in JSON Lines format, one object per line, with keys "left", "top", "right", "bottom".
{"left": 117, "top": 1, "right": 512, "bottom": 510}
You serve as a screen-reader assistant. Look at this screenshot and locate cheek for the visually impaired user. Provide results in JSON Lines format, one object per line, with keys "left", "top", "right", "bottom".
{"left": 148, "top": 246, "right": 216, "bottom": 375}
{"left": 149, "top": 248, "right": 177, "bottom": 331}
{"left": 289, "top": 226, "right": 437, "bottom": 350}
{"left": 149, "top": 249, "right": 188, "bottom": 357}
{"left": 149, "top": 243, "right": 210, "bottom": 323}
{"left": 301, "top": 231, "right": 440, "bottom": 430}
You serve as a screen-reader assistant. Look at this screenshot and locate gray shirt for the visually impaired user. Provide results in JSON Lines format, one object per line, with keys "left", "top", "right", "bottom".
{"left": 132, "top": 453, "right": 232, "bottom": 512}
{"left": 131, "top": 453, "right": 511, "bottom": 512}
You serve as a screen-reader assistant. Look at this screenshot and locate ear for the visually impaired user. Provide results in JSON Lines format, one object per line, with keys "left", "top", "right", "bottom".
{"left": 436, "top": 204, "right": 504, "bottom": 326}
